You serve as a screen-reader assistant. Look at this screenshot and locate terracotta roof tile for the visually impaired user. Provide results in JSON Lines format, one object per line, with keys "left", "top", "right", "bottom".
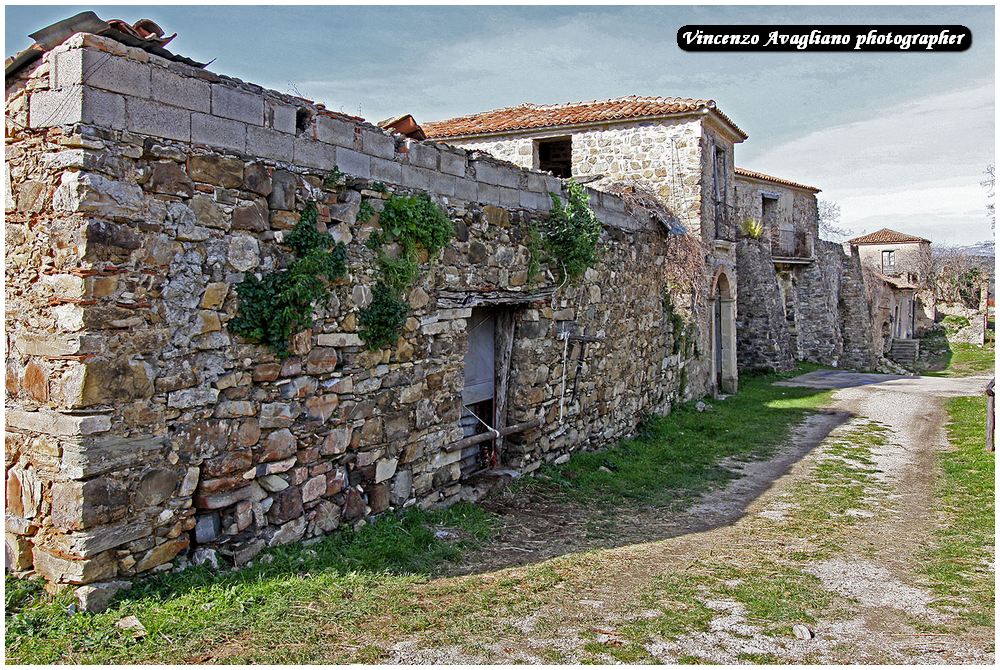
{"left": 847, "top": 228, "right": 931, "bottom": 245}
{"left": 734, "top": 167, "right": 821, "bottom": 193}
{"left": 422, "top": 96, "right": 747, "bottom": 140}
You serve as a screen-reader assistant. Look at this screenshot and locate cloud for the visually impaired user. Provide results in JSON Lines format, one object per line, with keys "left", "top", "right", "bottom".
{"left": 743, "top": 82, "right": 995, "bottom": 244}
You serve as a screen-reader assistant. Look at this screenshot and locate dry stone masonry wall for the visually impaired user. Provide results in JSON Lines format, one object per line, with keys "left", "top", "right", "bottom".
{"left": 5, "top": 33, "right": 704, "bottom": 586}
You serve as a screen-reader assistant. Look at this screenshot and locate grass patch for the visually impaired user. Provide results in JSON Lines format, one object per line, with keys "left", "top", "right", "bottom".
{"left": 5, "top": 504, "right": 498, "bottom": 664}
{"left": 918, "top": 329, "right": 995, "bottom": 377}
{"left": 527, "top": 369, "right": 831, "bottom": 508}
{"left": 921, "top": 396, "right": 995, "bottom": 627}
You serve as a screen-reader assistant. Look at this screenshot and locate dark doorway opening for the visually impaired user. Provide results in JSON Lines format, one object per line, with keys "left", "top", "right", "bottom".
{"left": 537, "top": 137, "right": 573, "bottom": 178}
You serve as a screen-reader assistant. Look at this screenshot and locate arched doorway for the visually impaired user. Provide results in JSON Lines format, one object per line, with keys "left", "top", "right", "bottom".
{"left": 711, "top": 269, "right": 738, "bottom": 394}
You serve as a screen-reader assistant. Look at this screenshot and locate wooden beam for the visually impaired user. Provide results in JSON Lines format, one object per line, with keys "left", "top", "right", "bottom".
{"left": 444, "top": 417, "right": 544, "bottom": 452}
{"left": 437, "top": 287, "right": 556, "bottom": 309}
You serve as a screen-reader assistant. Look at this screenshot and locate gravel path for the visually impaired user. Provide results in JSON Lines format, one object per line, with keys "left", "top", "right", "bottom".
{"left": 389, "top": 372, "right": 994, "bottom": 664}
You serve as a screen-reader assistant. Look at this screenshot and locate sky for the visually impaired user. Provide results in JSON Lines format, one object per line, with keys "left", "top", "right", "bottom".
{"left": 5, "top": 4, "right": 995, "bottom": 245}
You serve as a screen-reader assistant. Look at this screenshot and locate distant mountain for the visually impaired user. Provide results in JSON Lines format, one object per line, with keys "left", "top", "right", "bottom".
{"left": 935, "top": 240, "right": 995, "bottom": 257}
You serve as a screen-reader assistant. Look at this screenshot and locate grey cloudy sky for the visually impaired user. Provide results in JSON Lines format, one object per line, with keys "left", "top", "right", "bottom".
{"left": 6, "top": 4, "right": 995, "bottom": 244}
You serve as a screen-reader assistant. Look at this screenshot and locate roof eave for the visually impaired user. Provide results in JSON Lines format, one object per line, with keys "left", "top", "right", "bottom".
{"left": 427, "top": 107, "right": 747, "bottom": 143}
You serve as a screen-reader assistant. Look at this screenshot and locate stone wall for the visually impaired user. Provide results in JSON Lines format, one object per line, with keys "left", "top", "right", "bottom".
{"left": 5, "top": 33, "right": 705, "bottom": 586}
{"left": 445, "top": 117, "right": 711, "bottom": 239}
{"left": 735, "top": 239, "right": 795, "bottom": 372}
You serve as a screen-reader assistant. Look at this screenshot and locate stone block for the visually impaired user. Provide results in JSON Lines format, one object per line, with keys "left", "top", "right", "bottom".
{"left": 361, "top": 129, "right": 395, "bottom": 159}
{"left": 316, "top": 333, "right": 362, "bottom": 347}
{"left": 478, "top": 183, "right": 500, "bottom": 206}
{"left": 60, "top": 435, "right": 165, "bottom": 479}
{"left": 6, "top": 409, "right": 111, "bottom": 437}
{"left": 195, "top": 513, "right": 221, "bottom": 543}
{"left": 334, "top": 146, "right": 371, "bottom": 179}
{"left": 471, "top": 160, "right": 500, "bottom": 185}
{"left": 305, "top": 347, "right": 338, "bottom": 374}
{"left": 48, "top": 520, "right": 151, "bottom": 558}
{"left": 401, "top": 165, "right": 434, "bottom": 191}
{"left": 374, "top": 458, "right": 398, "bottom": 484}
{"left": 370, "top": 156, "right": 401, "bottom": 183}
{"left": 134, "top": 536, "right": 189, "bottom": 573}
{"left": 292, "top": 138, "right": 337, "bottom": 171}
{"left": 149, "top": 160, "right": 193, "bottom": 196}
{"left": 203, "top": 449, "right": 253, "bottom": 477}
{"left": 408, "top": 142, "right": 439, "bottom": 169}
{"left": 320, "top": 427, "right": 352, "bottom": 456}
{"left": 32, "top": 546, "right": 116, "bottom": 584}
{"left": 50, "top": 477, "right": 128, "bottom": 531}
{"left": 189, "top": 155, "right": 243, "bottom": 187}
{"left": 151, "top": 67, "right": 210, "bottom": 112}
{"left": 259, "top": 402, "right": 298, "bottom": 428}
{"left": 454, "top": 178, "right": 478, "bottom": 203}
{"left": 194, "top": 481, "right": 265, "bottom": 510}
{"left": 53, "top": 48, "right": 151, "bottom": 97}
{"left": 439, "top": 150, "right": 467, "bottom": 177}
{"left": 268, "top": 486, "right": 303, "bottom": 524}
{"left": 269, "top": 516, "right": 306, "bottom": 546}
{"left": 247, "top": 126, "right": 294, "bottom": 162}
{"left": 5, "top": 533, "right": 33, "bottom": 572}
{"left": 264, "top": 98, "right": 296, "bottom": 133}
{"left": 191, "top": 113, "right": 247, "bottom": 153}
{"left": 269, "top": 170, "right": 297, "bottom": 210}
{"left": 260, "top": 428, "right": 296, "bottom": 462}
{"left": 211, "top": 83, "right": 264, "bottom": 125}
{"left": 232, "top": 200, "right": 268, "bottom": 231}
{"left": 126, "top": 98, "right": 191, "bottom": 142}
{"left": 496, "top": 167, "right": 522, "bottom": 189}
{"left": 316, "top": 115, "right": 355, "bottom": 147}
{"left": 74, "top": 579, "right": 131, "bottom": 613}
{"left": 29, "top": 87, "right": 83, "bottom": 128}
{"left": 301, "top": 474, "right": 326, "bottom": 503}
{"left": 499, "top": 187, "right": 520, "bottom": 209}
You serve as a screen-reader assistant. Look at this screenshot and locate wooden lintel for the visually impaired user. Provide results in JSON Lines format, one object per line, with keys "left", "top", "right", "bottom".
{"left": 437, "top": 287, "right": 556, "bottom": 309}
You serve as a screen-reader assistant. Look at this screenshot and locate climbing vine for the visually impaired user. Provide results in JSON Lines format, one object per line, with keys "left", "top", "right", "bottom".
{"left": 359, "top": 193, "right": 454, "bottom": 349}
{"left": 538, "top": 179, "right": 602, "bottom": 283}
{"left": 230, "top": 201, "right": 347, "bottom": 357}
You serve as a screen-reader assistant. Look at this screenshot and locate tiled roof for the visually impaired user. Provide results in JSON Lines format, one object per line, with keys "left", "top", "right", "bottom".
{"left": 421, "top": 96, "right": 747, "bottom": 140}
{"left": 847, "top": 228, "right": 931, "bottom": 245}
{"left": 734, "top": 167, "right": 821, "bottom": 193}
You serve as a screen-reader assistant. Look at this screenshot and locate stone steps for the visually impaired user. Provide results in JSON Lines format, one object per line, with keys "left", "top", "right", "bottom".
{"left": 888, "top": 338, "right": 920, "bottom": 364}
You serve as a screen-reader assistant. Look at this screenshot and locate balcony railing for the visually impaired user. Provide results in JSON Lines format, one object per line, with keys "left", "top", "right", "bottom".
{"left": 769, "top": 227, "right": 813, "bottom": 260}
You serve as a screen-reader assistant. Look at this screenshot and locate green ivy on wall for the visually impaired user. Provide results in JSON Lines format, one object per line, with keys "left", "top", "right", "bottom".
{"left": 537, "top": 178, "right": 602, "bottom": 283}
{"left": 230, "top": 201, "right": 347, "bottom": 357}
{"left": 359, "top": 193, "right": 454, "bottom": 350}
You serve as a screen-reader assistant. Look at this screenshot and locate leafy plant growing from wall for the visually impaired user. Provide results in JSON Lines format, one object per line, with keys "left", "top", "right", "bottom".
{"left": 360, "top": 193, "right": 454, "bottom": 349}
{"left": 539, "top": 179, "right": 603, "bottom": 283}
{"left": 230, "top": 202, "right": 347, "bottom": 357}
{"left": 740, "top": 216, "right": 764, "bottom": 240}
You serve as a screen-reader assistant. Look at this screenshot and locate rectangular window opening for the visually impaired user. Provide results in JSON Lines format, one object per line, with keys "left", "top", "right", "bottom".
{"left": 536, "top": 137, "right": 573, "bottom": 178}
{"left": 882, "top": 250, "right": 896, "bottom": 271}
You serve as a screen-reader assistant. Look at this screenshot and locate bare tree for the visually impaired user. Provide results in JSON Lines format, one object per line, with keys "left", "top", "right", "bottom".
{"left": 817, "top": 199, "right": 850, "bottom": 241}
{"left": 981, "top": 162, "right": 995, "bottom": 231}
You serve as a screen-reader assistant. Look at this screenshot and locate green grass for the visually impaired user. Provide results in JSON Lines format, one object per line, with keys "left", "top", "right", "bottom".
{"left": 5, "top": 367, "right": 832, "bottom": 664}
{"left": 918, "top": 329, "right": 995, "bottom": 377}
{"left": 528, "top": 369, "right": 831, "bottom": 508}
{"left": 921, "top": 396, "right": 995, "bottom": 627}
{"left": 4, "top": 504, "right": 500, "bottom": 664}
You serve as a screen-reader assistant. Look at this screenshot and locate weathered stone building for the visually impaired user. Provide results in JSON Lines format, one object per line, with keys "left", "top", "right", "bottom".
{"left": 5, "top": 27, "right": 709, "bottom": 588}
{"left": 733, "top": 169, "right": 877, "bottom": 372}
{"left": 412, "top": 97, "right": 749, "bottom": 393}
{"left": 847, "top": 228, "right": 932, "bottom": 362}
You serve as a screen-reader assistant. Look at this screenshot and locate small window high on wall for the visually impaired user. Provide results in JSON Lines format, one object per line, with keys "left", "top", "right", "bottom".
{"left": 536, "top": 137, "right": 573, "bottom": 178}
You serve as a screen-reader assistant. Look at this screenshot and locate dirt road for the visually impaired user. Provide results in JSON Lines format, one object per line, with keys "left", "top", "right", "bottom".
{"left": 391, "top": 371, "right": 994, "bottom": 664}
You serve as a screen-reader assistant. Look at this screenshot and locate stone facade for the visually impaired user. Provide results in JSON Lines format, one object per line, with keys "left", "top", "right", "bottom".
{"left": 732, "top": 173, "right": 877, "bottom": 372}
{"left": 5, "top": 33, "right": 708, "bottom": 586}
{"left": 439, "top": 113, "right": 743, "bottom": 393}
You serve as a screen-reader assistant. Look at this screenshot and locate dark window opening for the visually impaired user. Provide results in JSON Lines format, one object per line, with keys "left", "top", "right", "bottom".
{"left": 761, "top": 195, "right": 779, "bottom": 228}
{"left": 537, "top": 138, "right": 573, "bottom": 178}
{"left": 460, "top": 308, "right": 498, "bottom": 477}
{"left": 295, "top": 107, "right": 313, "bottom": 135}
